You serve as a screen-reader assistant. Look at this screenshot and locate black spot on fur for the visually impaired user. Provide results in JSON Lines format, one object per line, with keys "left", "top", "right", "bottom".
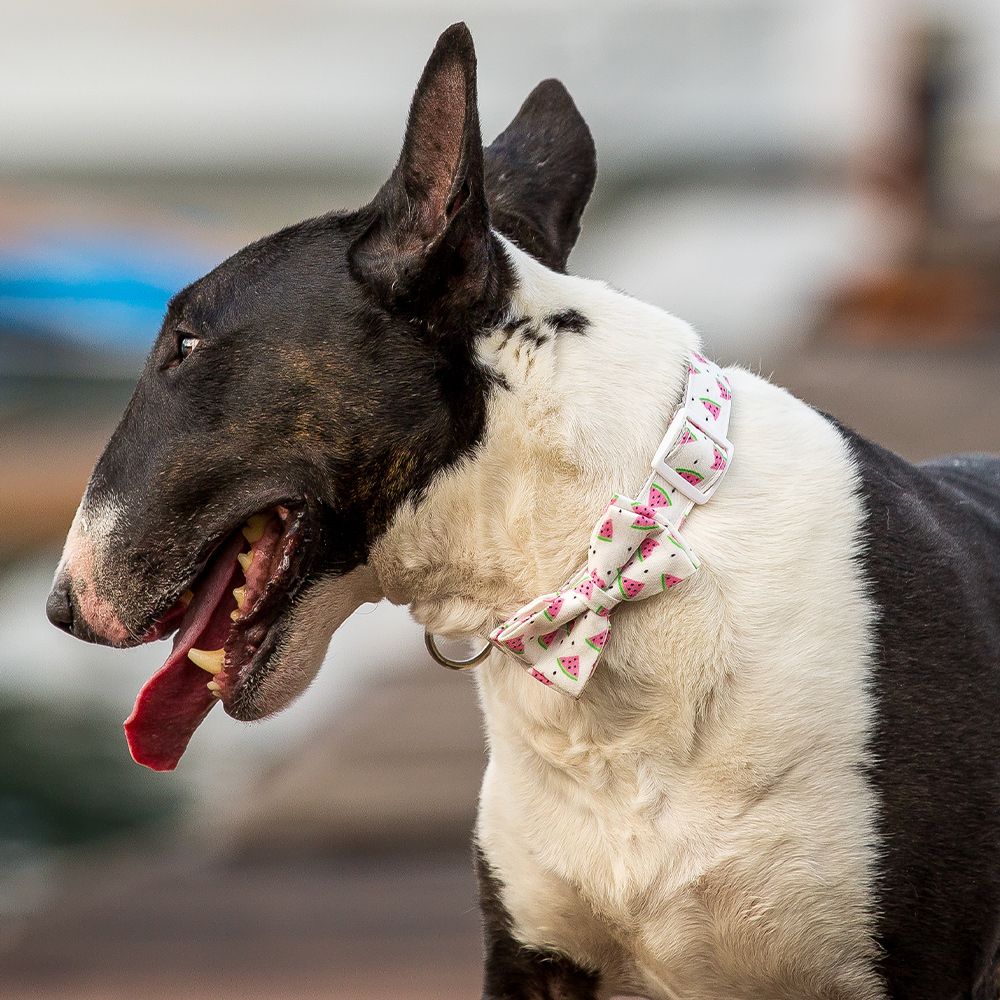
{"left": 841, "top": 426, "right": 1000, "bottom": 998}
{"left": 546, "top": 309, "right": 589, "bottom": 334}
{"left": 502, "top": 316, "right": 532, "bottom": 334}
{"left": 487, "top": 368, "right": 511, "bottom": 393}
{"left": 519, "top": 325, "right": 549, "bottom": 348}
{"left": 475, "top": 845, "right": 600, "bottom": 1000}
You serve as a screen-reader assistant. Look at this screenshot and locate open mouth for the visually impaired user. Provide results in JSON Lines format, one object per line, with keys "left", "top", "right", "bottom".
{"left": 124, "top": 502, "right": 317, "bottom": 771}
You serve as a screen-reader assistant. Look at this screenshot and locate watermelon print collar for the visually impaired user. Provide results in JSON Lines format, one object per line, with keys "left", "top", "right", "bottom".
{"left": 488, "top": 352, "right": 734, "bottom": 697}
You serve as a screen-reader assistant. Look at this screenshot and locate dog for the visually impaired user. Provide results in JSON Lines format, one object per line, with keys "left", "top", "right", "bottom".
{"left": 46, "top": 22, "right": 1000, "bottom": 1000}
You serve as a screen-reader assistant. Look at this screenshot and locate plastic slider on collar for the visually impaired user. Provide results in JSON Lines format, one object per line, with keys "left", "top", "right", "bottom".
{"left": 651, "top": 405, "right": 735, "bottom": 505}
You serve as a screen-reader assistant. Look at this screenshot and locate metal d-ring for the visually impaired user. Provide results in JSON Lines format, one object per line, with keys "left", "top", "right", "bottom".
{"left": 424, "top": 630, "right": 492, "bottom": 670}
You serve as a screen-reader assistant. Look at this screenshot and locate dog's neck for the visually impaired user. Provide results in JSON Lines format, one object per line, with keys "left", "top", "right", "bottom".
{"left": 369, "top": 239, "right": 700, "bottom": 645}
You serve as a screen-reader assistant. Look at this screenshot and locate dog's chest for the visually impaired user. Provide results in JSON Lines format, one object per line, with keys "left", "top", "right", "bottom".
{"left": 541, "top": 752, "right": 723, "bottom": 923}
{"left": 479, "top": 672, "right": 882, "bottom": 998}
{"left": 478, "top": 701, "right": 763, "bottom": 996}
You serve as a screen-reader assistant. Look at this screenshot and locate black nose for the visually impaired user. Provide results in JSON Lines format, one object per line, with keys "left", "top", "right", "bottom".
{"left": 46, "top": 576, "right": 76, "bottom": 634}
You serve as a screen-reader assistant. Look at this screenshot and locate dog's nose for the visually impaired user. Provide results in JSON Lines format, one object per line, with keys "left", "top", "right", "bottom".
{"left": 46, "top": 575, "right": 76, "bottom": 634}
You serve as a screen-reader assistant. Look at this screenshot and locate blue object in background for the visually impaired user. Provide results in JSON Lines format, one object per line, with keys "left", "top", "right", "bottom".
{"left": 0, "top": 227, "right": 216, "bottom": 356}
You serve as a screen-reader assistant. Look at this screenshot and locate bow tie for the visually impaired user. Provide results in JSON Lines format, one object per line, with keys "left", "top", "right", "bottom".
{"left": 488, "top": 352, "right": 734, "bottom": 697}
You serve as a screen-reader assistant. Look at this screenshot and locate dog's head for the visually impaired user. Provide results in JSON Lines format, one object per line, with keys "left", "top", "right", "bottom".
{"left": 46, "top": 23, "right": 595, "bottom": 770}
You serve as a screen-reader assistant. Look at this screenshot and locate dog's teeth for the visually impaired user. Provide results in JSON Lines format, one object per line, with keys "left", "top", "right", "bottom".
{"left": 180, "top": 590, "right": 194, "bottom": 606}
{"left": 242, "top": 514, "right": 268, "bottom": 544}
{"left": 188, "top": 648, "right": 224, "bottom": 674}
{"left": 238, "top": 552, "right": 254, "bottom": 574}
{"left": 207, "top": 680, "right": 222, "bottom": 696}
{"left": 230, "top": 585, "right": 248, "bottom": 622}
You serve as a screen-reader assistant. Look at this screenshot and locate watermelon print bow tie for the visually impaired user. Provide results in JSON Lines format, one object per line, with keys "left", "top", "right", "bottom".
{"left": 489, "top": 351, "right": 735, "bottom": 697}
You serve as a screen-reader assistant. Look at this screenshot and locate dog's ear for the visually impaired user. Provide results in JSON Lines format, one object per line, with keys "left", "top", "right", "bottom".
{"left": 350, "top": 23, "right": 498, "bottom": 332}
{"left": 484, "top": 79, "right": 596, "bottom": 273}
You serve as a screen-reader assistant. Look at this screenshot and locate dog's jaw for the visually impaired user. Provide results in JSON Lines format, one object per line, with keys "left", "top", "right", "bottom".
{"left": 226, "top": 565, "right": 383, "bottom": 721}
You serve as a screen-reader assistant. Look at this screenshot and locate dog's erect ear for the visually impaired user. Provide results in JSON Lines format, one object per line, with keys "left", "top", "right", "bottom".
{"left": 350, "top": 23, "right": 497, "bottom": 330}
{"left": 484, "top": 79, "right": 596, "bottom": 273}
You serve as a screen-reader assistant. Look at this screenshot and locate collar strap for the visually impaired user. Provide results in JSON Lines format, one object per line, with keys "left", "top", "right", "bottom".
{"left": 488, "top": 352, "right": 734, "bottom": 696}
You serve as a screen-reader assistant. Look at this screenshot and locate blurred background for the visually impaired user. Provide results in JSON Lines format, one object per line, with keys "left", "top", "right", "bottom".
{"left": 2, "top": 0, "right": 999, "bottom": 996}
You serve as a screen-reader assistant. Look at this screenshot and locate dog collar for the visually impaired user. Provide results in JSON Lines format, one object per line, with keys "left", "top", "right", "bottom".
{"left": 485, "top": 352, "right": 734, "bottom": 696}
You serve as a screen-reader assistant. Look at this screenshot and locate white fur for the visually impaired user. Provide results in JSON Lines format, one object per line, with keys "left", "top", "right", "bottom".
{"left": 57, "top": 494, "right": 123, "bottom": 578}
{"left": 369, "top": 240, "right": 883, "bottom": 999}
{"left": 55, "top": 494, "right": 132, "bottom": 643}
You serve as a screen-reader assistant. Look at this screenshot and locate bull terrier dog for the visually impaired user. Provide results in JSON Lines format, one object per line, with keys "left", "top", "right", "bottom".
{"left": 48, "top": 22, "right": 1000, "bottom": 1000}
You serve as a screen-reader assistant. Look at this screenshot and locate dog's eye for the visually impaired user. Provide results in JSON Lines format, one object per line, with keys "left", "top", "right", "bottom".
{"left": 178, "top": 335, "right": 200, "bottom": 362}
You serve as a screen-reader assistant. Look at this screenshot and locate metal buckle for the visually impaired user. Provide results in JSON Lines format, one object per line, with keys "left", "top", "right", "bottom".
{"left": 650, "top": 406, "right": 734, "bottom": 506}
{"left": 424, "top": 630, "right": 491, "bottom": 670}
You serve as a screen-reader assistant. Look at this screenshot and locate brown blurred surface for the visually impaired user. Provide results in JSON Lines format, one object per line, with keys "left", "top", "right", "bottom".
{"left": 223, "top": 670, "right": 485, "bottom": 857}
{"left": 775, "top": 340, "right": 1000, "bottom": 460}
{"left": 0, "top": 851, "right": 482, "bottom": 1000}
{"left": 0, "top": 417, "right": 112, "bottom": 559}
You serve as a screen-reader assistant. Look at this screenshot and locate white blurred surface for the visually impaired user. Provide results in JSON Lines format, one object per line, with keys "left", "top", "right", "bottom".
{"left": 0, "top": 0, "right": 967, "bottom": 173}
{"left": 573, "top": 184, "right": 908, "bottom": 357}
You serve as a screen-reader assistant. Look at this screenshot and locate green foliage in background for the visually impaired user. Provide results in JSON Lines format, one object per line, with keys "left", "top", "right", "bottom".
{"left": 0, "top": 697, "right": 183, "bottom": 849}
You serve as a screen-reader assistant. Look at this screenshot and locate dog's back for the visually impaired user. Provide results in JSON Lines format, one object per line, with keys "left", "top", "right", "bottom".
{"left": 844, "top": 433, "right": 1000, "bottom": 997}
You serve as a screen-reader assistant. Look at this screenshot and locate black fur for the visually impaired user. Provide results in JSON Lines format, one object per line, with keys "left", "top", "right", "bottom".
{"left": 349, "top": 24, "right": 510, "bottom": 338}
{"left": 475, "top": 846, "right": 600, "bottom": 1000}
{"left": 46, "top": 23, "right": 596, "bottom": 660}
{"left": 494, "top": 309, "right": 590, "bottom": 354}
{"left": 546, "top": 309, "right": 589, "bottom": 335}
{"left": 843, "top": 431, "right": 1000, "bottom": 998}
{"left": 484, "top": 79, "right": 596, "bottom": 273}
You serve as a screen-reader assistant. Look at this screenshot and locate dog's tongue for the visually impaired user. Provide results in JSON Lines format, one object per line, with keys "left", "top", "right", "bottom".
{"left": 124, "top": 532, "right": 245, "bottom": 771}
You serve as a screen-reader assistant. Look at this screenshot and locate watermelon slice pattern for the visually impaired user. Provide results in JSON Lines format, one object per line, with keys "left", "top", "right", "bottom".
{"left": 485, "top": 350, "right": 730, "bottom": 697}
{"left": 677, "top": 469, "right": 704, "bottom": 486}
{"left": 557, "top": 655, "right": 581, "bottom": 680}
{"left": 537, "top": 629, "right": 560, "bottom": 650}
{"left": 648, "top": 482, "right": 672, "bottom": 508}
{"left": 586, "top": 628, "right": 609, "bottom": 652}
{"left": 700, "top": 397, "right": 721, "bottom": 420}
{"left": 630, "top": 503, "right": 658, "bottom": 530}
{"left": 616, "top": 574, "right": 645, "bottom": 600}
{"left": 637, "top": 537, "right": 660, "bottom": 561}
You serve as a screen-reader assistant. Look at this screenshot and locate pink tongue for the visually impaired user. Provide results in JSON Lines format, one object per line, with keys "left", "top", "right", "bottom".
{"left": 124, "top": 532, "right": 245, "bottom": 771}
